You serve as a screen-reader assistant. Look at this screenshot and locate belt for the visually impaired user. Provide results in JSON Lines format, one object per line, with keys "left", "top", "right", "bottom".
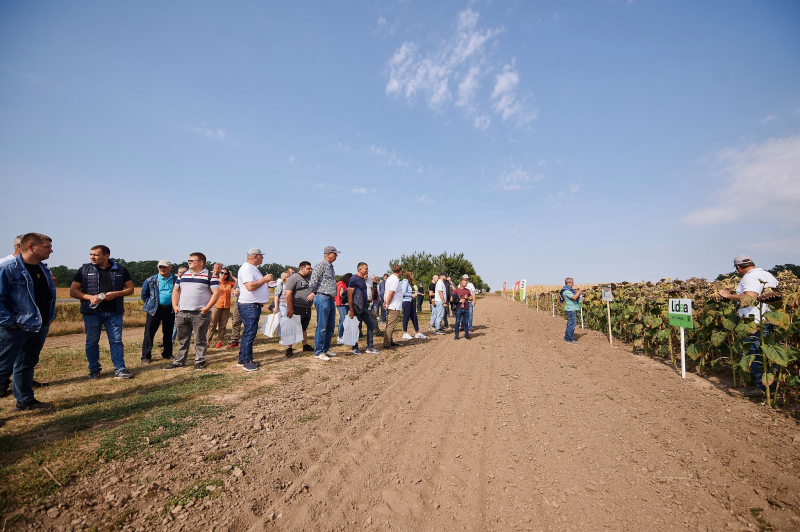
{"left": 158, "top": 304, "right": 173, "bottom": 309}
{"left": 239, "top": 302, "right": 264, "bottom": 307}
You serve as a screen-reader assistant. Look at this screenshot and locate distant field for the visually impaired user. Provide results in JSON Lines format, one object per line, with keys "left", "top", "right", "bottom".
{"left": 55, "top": 287, "right": 142, "bottom": 299}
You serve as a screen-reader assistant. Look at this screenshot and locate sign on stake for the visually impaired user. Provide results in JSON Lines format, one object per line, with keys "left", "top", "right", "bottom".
{"left": 669, "top": 299, "right": 693, "bottom": 379}
{"left": 602, "top": 285, "right": 613, "bottom": 345}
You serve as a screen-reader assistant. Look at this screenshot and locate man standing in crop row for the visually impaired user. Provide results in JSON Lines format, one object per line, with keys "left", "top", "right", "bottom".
{"left": 560, "top": 278, "right": 585, "bottom": 344}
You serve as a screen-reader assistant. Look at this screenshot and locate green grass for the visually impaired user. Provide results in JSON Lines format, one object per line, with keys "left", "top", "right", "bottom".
{"left": 166, "top": 478, "right": 225, "bottom": 507}
{"left": 297, "top": 413, "right": 319, "bottom": 423}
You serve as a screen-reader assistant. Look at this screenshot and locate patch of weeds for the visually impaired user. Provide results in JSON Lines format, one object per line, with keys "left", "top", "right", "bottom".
{"left": 297, "top": 413, "right": 319, "bottom": 423}
{"left": 346, "top": 374, "right": 360, "bottom": 381}
{"left": 166, "top": 479, "right": 224, "bottom": 507}
{"left": 278, "top": 366, "right": 310, "bottom": 383}
{"left": 242, "top": 384, "right": 275, "bottom": 401}
{"left": 569, "top": 365, "right": 577, "bottom": 369}
{"left": 204, "top": 450, "right": 227, "bottom": 462}
{"left": 392, "top": 353, "right": 405, "bottom": 361}
{"left": 749, "top": 507, "right": 774, "bottom": 531}
{"left": 319, "top": 376, "right": 329, "bottom": 382}
{"left": 517, "top": 328, "right": 524, "bottom": 332}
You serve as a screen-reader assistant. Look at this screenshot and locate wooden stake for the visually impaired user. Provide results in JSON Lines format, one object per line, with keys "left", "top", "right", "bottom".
{"left": 606, "top": 300, "right": 613, "bottom": 345}
{"left": 680, "top": 327, "right": 686, "bottom": 379}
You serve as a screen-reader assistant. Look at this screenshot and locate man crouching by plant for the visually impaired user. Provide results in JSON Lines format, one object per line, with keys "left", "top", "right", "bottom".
{"left": 560, "top": 278, "right": 585, "bottom": 344}
{"left": 0, "top": 233, "right": 57, "bottom": 415}
{"left": 718, "top": 255, "right": 779, "bottom": 396}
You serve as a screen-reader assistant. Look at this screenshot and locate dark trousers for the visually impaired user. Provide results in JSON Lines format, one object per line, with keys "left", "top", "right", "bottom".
{"left": 142, "top": 306, "right": 175, "bottom": 360}
{"left": 455, "top": 308, "right": 469, "bottom": 339}
{"left": 417, "top": 296, "right": 423, "bottom": 312}
{"left": 0, "top": 324, "right": 49, "bottom": 404}
{"left": 402, "top": 301, "right": 419, "bottom": 332}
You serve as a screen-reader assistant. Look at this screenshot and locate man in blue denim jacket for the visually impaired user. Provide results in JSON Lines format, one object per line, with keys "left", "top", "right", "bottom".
{"left": 0, "top": 233, "right": 57, "bottom": 412}
{"left": 140, "top": 260, "right": 177, "bottom": 364}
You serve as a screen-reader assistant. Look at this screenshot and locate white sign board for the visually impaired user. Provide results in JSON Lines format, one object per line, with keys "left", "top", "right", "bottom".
{"left": 601, "top": 286, "right": 613, "bottom": 302}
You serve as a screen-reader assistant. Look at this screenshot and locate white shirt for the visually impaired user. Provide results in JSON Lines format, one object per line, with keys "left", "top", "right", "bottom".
{"left": 365, "top": 277, "right": 374, "bottom": 301}
{"left": 384, "top": 274, "right": 403, "bottom": 310}
{"left": 237, "top": 262, "right": 270, "bottom": 304}
{"left": 736, "top": 268, "right": 778, "bottom": 322}
{"left": 0, "top": 254, "right": 15, "bottom": 266}
{"left": 434, "top": 279, "right": 446, "bottom": 303}
{"left": 466, "top": 282, "right": 476, "bottom": 298}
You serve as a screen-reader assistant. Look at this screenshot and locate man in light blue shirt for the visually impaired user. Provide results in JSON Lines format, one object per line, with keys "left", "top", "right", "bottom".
{"left": 140, "top": 260, "right": 177, "bottom": 363}
{"left": 561, "top": 278, "right": 585, "bottom": 344}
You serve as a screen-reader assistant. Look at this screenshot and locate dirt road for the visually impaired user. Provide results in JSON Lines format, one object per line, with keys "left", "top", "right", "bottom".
{"left": 26, "top": 295, "right": 800, "bottom": 531}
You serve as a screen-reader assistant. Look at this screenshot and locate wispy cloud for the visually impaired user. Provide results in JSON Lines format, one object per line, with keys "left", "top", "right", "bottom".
{"left": 288, "top": 156, "right": 296, "bottom": 165}
{"left": 415, "top": 195, "right": 436, "bottom": 204}
{"left": 491, "top": 167, "right": 543, "bottom": 191}
{"left": 759, "top": 114, "right": 777, "bottom": 124}
{"left": 509, "top": 224, "right": 535, "bottom": 237}
{"left": 352, "top": 187, "right": 368, "bottom": 194}
{"left": 569, "top": 183, "right": 580, "bottom": 193}
{"left": 683, "top": 136, "right": 800, "bottom": 225}
{"left": 491, "top": 62, "right": 536, "bottom": 125}
{"left": 376, "top": 16, "right": 397, "bottom": 36}
{"left": 189, "top": 125, "right": 226, "bottom": 139}
{"left": 369, "top": 145, "right": 410, "bottom": 167}
{"left": 474, "top": 115, "right": 491, "bottom": 130}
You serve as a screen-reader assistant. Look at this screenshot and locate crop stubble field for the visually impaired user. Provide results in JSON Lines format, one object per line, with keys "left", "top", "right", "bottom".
{"left": 2, "top": 294, "right": 799, "bottom": 531}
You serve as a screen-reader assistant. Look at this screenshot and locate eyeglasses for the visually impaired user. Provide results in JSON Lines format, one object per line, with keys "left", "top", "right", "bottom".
{"left": 187, "top": 259, "right": 200, "bottom": 263}
{"left": 158, "top": 266, "right": 169, "bottom": 269}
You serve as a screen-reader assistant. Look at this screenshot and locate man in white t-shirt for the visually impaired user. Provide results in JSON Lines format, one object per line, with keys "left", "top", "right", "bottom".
{"left": 382, "top": 265, "right": 404, "bottom": 348}
{"left": 235, "top": 247, "right": 273, "bottom": 372}
{"left": 0, "top": 235, "right": 23, "bottom": 267}
{"left": 462, "top": 274, "right": 477, "bottom": 332}
{"left": 718, "top": 255, "right": 779, "bottom": 394}
{"left": 433, "top": 271, "right": 447, "bottom": 334}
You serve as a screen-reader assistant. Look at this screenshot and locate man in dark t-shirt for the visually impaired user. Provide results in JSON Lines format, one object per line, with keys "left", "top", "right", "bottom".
{"left": 348, "top": 262, "right": 379, "bottom": 355}
{"left": 452, "top": 278, "right": 473, "bottom": 340}
{"left": 283, "top": 261, "right": 314, "bottom": 357}
{"left": 70, "top": 245, "right": 134, "bottom": 379}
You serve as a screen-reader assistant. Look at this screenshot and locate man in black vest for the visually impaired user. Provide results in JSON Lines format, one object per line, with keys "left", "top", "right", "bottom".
{"left": 70, "top": 245, "right": 134, "bottom": 379}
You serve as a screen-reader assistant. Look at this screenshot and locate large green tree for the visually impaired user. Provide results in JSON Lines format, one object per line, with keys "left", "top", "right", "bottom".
{"left": 387, "top": 251, "right": 489, "bottom": 292}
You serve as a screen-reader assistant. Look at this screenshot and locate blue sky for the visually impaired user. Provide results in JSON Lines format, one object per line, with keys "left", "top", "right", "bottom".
{"left": 1, "top": 0, "right": 799, "bottom": 289}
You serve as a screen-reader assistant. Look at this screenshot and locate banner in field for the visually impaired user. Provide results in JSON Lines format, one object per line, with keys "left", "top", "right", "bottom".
{"left": 503, "top": 282, "right": 506, "bottom": 295}
{"left": 519, "top": 279, "right": 527, "bottom": 302}
{"left": 513, "top": 281, "right": 520, "bottom": 301}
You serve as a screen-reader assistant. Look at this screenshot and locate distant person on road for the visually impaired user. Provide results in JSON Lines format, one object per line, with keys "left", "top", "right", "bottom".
{"left": 348, "top": 262, "right": 379, "bottom": 355}
{"left": 382, "top": 265, "right": 404, "bottom": 349}
{"left": 416, "top": 280, "right": 425, "bottom": 313}
{"left": 308, "top": 246, "right": 341, "bottom": 361}
{"left": 378, "top": 273, "right": 389, "bottom": 324}
{"left": 0, "top": 233, "right": 57, "bottom": 412}
{"left": 336, "top": 273, "right": 353, "bottom": 343}
{"left": 718, "top": 255, "right": 779, "bottom": 395}
{"left": 70, "top": 245, "right": 135, "bottom": 380}
{"left": 164, "top": 252, "right": 220, "bottom": 371}
{"left": 207, "top": 268, "right": 237, "bottom": 348}
{"left": 400, "top": 270, "right": 426, "bottom": 340}
{"left": 283, "top": 261, "right": 315, "bottom": 358}
{"left": 463, "top": 275, "right": 477, "bottom": 332}
{"left": 140, "top": 260, "right": 177, "bottom": 364}
{"left": 560, "top": 278, "right": 585, "bottom": 344}
{"left": 433, "top": 272, "right": 447, "bottom": 334}
{"left": 0, "top": 234, "right": 23, "bottom": 266}
{"left": 452, "top": 277, "right": 473, "bottom": 340}
{"left": 428, "top": 275, "right": 439, "bottom": 329}
{"left": 235, "top": 248, "right": 273, "bottom": 371}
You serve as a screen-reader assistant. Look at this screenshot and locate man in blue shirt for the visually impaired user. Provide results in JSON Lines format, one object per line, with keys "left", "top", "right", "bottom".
{"left": 561, "top": 278, "right": 585, "bottom": 344}
{"left": 140, "top": 260, "right": 177, "bottom": 364}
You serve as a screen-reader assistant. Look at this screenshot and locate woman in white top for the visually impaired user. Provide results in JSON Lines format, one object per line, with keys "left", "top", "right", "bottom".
{"left": 400, "top": 270, "right": 426, "bottom": 340}
{"left": 274, "top": 272, "right": 290, "bottom": 316}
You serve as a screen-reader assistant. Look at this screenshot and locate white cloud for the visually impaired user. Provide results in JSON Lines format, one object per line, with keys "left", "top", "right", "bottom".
{"left": 569, "top": 183, "right": 580, "bottom": 193}
{"left": 189, "top": 125, "right": 226, "bottom": 139}
{"left": 474, "top": 115, "right": 491, "bottom": 130}
{"left": 759, "top": 114, "right": 777, "bottom": 124}
{"left": 377, "top": 16, "right": 397, "bottom": 36}
{"left": 683, "top": 136, "right": 800, "bottom": 225}
{"left": 369, "top": 145, "right": 410, "bottom": 167}
{"left": 491, "top": 63, "right": 536, "bottom": 124}
{"left": 288, "top": 156, "right": 295, "bottom": 165}
{"left": 457, "top": 66, "right": 481, "bottom": 108}
{"left": 415, "top": 195, "right": 436, "bottom": 204}
{"left": 491, "top": 167, "right": 543, "bottom": 191}
{"left": 510, "top": 224, "right": 535, "bottom": 237}
{"left": 386, "top": 8, "right": 502, "bottom": 111}
{"left": 352, "top": 187, "right": 368, "bottom": 194}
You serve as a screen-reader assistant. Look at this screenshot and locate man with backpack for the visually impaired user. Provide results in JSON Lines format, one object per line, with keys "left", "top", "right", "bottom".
{"left": 348, "top": 262, "right": 380, "bottom": 355}
{"left": 560, "top": 278, "right": 585, "bottom": 344}
{"left": 164, "top": 252, "right": 220, "bottom": 370}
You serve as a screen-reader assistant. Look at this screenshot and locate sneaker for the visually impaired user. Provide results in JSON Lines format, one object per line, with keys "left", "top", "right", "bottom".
{"left": 337, "top": 337, "right": 344, "bottom": 344}
{"left": 401, "top": 333, "right": 413, "bottom": 340}
{"left": 414, "top": 333, "right": 427, "bottom": 339}
{"left": 140, "top": 358, "right": 152, "bottom": 365}
{"left": 464, "top": 336, "right": 471, "bottom": 341}
{"left": 351, "top": 347, "right": 361, "bottom": 355}
{"left": 195, "top": 362, "right": 206, "bottom": 370}
{"left": 285, "top": 348, "right": 294, "bottom": 358}
{"left": 14, "top": 399, "right": 52, "bottom": 411}
{"left": 366, "top": 347, "right": 381, "bottom": 354}
{"left": 390, "top": 342, "right": 400, "bottom": 347}
{"left": 32, "top": 380, "right": 46, "bottom": 387}
{"left": 214, "top": 342, "right": 223, "bottom": 348}
{"left": 161, "top": 354, "right": 174, "bottom": 360}
{"left": 469, "top": 328, "right": 474, "bottom": 332}
{"left": 315, "top": 353, "right": 331, "bottom": 361}
{"left": 87, "top": 369, "right": 102, "bottom": 379}
{"left": 0, "top": 384, "right": 8, "bottom": 398}
{"left": 226, "top": 342, "right": 239, "bottom": 349}
{"left": 163, "top": 363, "right": 184, "bottom": 370}
{"left": 454, "top": 336, "right": 460, "bottom": 340}
{"left": 565, "top": 340, "right": 578, "bottom": 345}
{"left": 326, "top": 351, "right": 338, "bottom": 357}
{"left": 242, "top": 362, "right": 259, "bottom": 372}
{"left": 302, "top": 344, "right": 314, "bottom": 352}
{"left": 435, "top": 330, "right": 445, "bottom": 335}
{"left": 115, "top": 369, "right": 134, "bottom": 379}
{"left": 236, "top": 362, "right": 245, "bottom": 367}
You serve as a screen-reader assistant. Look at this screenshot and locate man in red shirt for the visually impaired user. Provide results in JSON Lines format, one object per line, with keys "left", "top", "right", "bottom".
{"left": 451, "top": 277, "right": 473, "bottom": 340}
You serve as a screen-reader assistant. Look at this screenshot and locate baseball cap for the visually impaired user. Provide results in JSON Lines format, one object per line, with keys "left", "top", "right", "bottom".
{"left": 324, "top": 246, "right": 342, "bottom": 254}
{"left": 157, "top": 260, "right": 171, "bottom": 267}
{"left": 462, "top": 274, "right": 470, "bottom": 279}
{"left": 247, "top": 247, "right": 264, "bottom": 256}
{"left": 439, "top": 271, "right": 447, "bottom": 277}
{"left": 733, "top": 255, "right": 753, "bottom": 266}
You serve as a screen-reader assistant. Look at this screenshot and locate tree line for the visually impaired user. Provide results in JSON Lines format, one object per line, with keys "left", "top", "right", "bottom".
{"left": 715, "top": 263, "right": 800, "bottom": 281}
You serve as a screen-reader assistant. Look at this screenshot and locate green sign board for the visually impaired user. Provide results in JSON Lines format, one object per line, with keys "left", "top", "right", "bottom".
{"left": 668, "top": 299, "right": 694, "bottom": 329}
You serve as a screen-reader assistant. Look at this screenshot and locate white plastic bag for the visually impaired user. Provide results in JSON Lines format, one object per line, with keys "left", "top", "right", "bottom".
{"left": 279, "top": 315, "right": 303, "bottom": 346}
{"left": 260, "top": 312, "right": 281, "bottom": 338}
{"left": 341, "top": 315, "right": 360, "bottom": 346}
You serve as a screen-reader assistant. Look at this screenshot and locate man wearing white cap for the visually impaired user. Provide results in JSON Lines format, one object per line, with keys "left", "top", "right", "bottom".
{"left": 718, "top": 255, "right": 779, "bottom": 394}
{"left": 235, "top": 248, "right": 273, "bottom": 371}
{"left": 140, "top": 260, "right": 177, "bottom": 363}
{"left": 462, "top": 274, "right": 477, "bottom": 332}
{"left": 308, "top": 246, "right": 340, "bottom": 360}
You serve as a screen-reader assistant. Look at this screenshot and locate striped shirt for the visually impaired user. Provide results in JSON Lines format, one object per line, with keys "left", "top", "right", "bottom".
{"left": 176, "top": 269, "right": 219, "bottom": 311}
{"left": 309, "top": 260, "right": 336, "bottom": 297}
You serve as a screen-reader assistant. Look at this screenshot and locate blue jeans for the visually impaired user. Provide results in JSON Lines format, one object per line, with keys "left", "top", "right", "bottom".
{"left": 455, "top": 308, "right": 469, "bottom": 338}
{"left": 429, "top": 301, "right": 436, "bottom": 327}
{"left": 337, "top": 305, "right": 348, "bottom": 338}
{"left": 237, "top": 303, "right": 262, "bottom": 364}
{"left": 355, "top": 308, "right": 377, "bottom": 349}
{"left": 83, "top": 312, "right": 126, "bottom": 372}
{"left": 468, "top": 302, "right": 474, "bottom": 330}
{"left": 744, "top": 323, "right": 776, "bottom": 391}
{"left": 433, "top": 303, "right": 445, "bottom": 330}
{"left": 381, "top": 305, "right": 387, "bottom": 323}
{"left": 313, "top": 294, "right": 336, "bottom": 355}
{"left": 0, "top": 324, "right": 49, "bottom": 404}
{"left": 565, "top": 311, "right": 577, "bottom": 341}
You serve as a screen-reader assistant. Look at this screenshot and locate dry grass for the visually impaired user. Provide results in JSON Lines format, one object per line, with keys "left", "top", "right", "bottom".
{"left": 49, "top": 302, "right": 148, "bottom": 337}
{"left": 55, "top": 287, "right": 141, "bottom": 299}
